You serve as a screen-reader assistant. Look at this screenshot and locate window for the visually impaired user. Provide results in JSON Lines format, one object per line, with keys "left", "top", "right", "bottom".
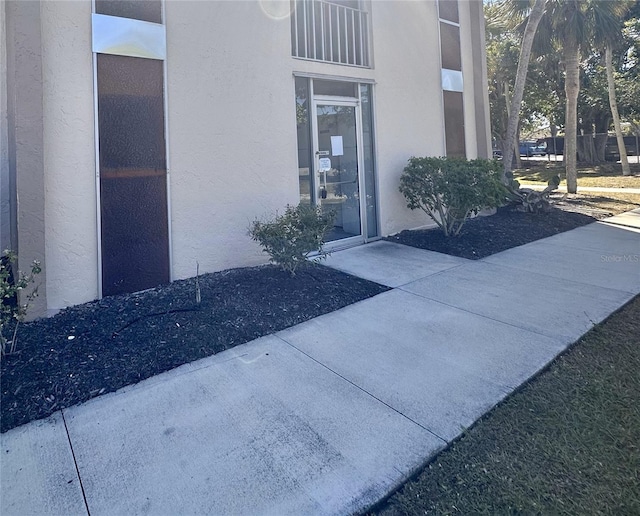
{"left": 443, "top": 91, "right": 466, "bottom": 157}
{"left": 95, "top": 0, "right": 162, "bottom": 23}
{"left": 438, "top": 0, "right": 459, "bottom": 23}
{"left": 438, "top": 0, "right": 465, "bottom": 157}
{"left": 93, "top": 0, "right": 170, "bottom": 296}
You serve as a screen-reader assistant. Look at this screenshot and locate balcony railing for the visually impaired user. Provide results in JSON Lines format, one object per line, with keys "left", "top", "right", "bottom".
{"left": 291, "top": 0, "right": 371, "bottom": 68}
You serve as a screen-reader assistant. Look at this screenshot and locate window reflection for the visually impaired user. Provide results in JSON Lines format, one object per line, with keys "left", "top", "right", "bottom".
{"left": 97, "top": 54, "right": 169, "bottom": 296}
{"left": 95, "top": 0, "right": 162, "bottom": 24}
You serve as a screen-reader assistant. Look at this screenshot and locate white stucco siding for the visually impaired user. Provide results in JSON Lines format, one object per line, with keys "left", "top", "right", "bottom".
{"left": 41, "top": 0, "right": 98, "bottom": 311}
{"left": 369, "top": 0, "right": 444, "bottom": 236}
{"left": 459, "top": 0, "right": 479, "bottom": 159}
{"left": 0, "top": 1, "right": 9, "bottom": 252}
{"left": 166, "top": 1, "right": 298, "bottom": 280}
{"left": 472, "top": 0, "right": 493, "bottom": 158}
{"left": 27, "top": 0, "right": 487, "bottom": 311}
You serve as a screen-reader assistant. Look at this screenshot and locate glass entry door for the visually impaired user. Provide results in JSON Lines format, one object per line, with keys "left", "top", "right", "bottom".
{"left": 314, "top": 102, "right": 362, "bottom": 243}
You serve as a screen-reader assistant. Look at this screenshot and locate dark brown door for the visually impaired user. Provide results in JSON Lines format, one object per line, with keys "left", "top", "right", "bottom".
{"left": 97, "top": 54, "right": 169, "bottom": 296}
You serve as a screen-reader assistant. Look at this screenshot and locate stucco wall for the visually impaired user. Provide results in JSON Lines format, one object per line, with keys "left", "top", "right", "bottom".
{"left": 1, "top": 1, "right": 10, "bottom": 252}
{"left": 166, "top": 1, "right": 300, "bottom": 280}
{"left": 459, "top": 0, "right": 479, "bottom": 159}
{"left": 368, "top": 0, "right": 445, "bottom": 236}
{"left": 30, "top": 0, "right": 487, "bottom": 311}
{"left": 41, "top": 0, "right": 97, "bottom": 311}
{"left": 469, "top": 0, "right": 492, "bottom": 158}
{"left": 5, "top": 0, "right": 48, "bottom": 317}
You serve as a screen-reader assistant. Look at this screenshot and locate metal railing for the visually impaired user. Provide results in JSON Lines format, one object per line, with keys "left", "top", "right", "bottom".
{"left": 291, "top": 0, "right": 370, "bottom": 68}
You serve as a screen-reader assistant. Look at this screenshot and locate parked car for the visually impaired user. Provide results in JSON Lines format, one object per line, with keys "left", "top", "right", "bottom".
{"left": 532, "top": 143, "right": 547, "bottom": 156}
{"left": 519, "top": 141, "right": 546, "bottom": 157}
{"left": 540, "top": 137, "right": 563, "bottom": 155}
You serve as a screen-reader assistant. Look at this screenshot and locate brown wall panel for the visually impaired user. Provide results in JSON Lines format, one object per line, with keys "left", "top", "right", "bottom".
{"left": 444, "top": 90, "right": 466, "bottom": 157}
{"left": 97, "top": 53, "right": 169, "bottom": 296}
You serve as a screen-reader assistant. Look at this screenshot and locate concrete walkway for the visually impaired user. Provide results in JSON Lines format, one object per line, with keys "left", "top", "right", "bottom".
{"left": 2, "top": 211, "right": 639, "bottom": 516}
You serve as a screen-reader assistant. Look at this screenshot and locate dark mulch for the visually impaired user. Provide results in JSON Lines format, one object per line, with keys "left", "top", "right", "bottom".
{"left": 1, "top": 264, "right": 388, "bottom": 433}
{"left": 0, "top": 202, "right": 623, "bottom": 433}
{"left": 386, "top": 207, "right": 602, "bottom": 260}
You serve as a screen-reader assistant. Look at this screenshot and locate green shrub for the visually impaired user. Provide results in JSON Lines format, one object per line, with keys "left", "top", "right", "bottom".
{"left": 250, "top": 203, "right": 335, "bottom": 275}
{"left": 399, "top": 157, "right": 507, "bottom": 236}
{"left": 1, "top": 250, "right": 41, "bottom": 357}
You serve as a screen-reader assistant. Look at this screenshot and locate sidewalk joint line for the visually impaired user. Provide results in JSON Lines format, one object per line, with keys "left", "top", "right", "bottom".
{"left": 61, "top": 410, "right": 92, "bottom": 516}
{"left": 274, "top": 334, "right": 448, "bottom": 444}
{"left": 393, "top": 262, "right": 468, "bottom": 289}
{"left": 600, "top": 220, "right": 640, "bottom": 230}
{"left": 395, "top": 287, "right": 572, "bottom": 342}
{"left": 474, "top": 259, "right": 638, "bottom": 295}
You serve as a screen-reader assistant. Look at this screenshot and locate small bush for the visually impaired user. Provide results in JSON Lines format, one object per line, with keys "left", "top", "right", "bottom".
{"left": 1, "top": 250, "right": 41, "bottom": 357}
{"left": 250, "top": 203, "right": 335, "bottom": 275}
{"left": 399, "top": 157, "right": 507, "bottom": 236}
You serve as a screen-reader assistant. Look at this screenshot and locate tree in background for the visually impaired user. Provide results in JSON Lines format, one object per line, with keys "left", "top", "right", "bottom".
{"left": 487, "top": 0, "right": 547, "bottom": 177}
{"left": 606, "top": 38, "right": 631, "bottom": 176}
{"left": 485, "top": 2, "right": 520, "bottom": 149}
{"left": 576, "top": 52, "right": 612, "bottom": 163}
{"left": 485, "top": 0, "right": 546, "bottom": 177}
{"left": 486, "top": 0, "right": 636, "bottom": 189}
{"left": 535, "top": 0, "right": 626, "bottom": 192}
{"left": 617, "top": 5, "right": 640, "bottom": 134}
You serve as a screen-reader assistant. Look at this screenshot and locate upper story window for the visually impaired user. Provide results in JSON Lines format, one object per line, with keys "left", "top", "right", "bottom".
{"left": 95, "top": 0, "right": 162, "bottom": 23}
{"left": 438, "top": 0, "right": 459, "bottom": 24}
{"left": 291, "top": 0, "right": 371, "bottom": 68}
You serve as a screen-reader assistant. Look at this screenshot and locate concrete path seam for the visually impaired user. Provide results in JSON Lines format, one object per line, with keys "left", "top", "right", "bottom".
{"left": 516, "top": 235, "right": 638, "bottom": 255}
{"left": 273, "top": 333, "right": 449, "bottom": 444}
{"left": 476, "top": 257, "right": 639, "bottom": 296}
{"left": 394, "top": 286, "right": 574, "bottom": 344}
{"left": 392, "top": 261, "right": 469, "bottom": 289}
{"left": 387, "top": 260, "right": 472, "bottom": 287}
{"left": 61, "top": 410, "right": 91, "bottom": 516}
{"left": 600, "top": 219, "right": 640, "bottom": 230}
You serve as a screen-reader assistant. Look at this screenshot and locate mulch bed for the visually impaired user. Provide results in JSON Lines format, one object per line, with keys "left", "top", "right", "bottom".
{"left": 386, "top": 206, "right": 603, "bottom": 260}
{"left": 1, "top": 264, "right": 388, "bottom": 433}
{"left": 0, "top": 202, "right": 620, "bottom": 433}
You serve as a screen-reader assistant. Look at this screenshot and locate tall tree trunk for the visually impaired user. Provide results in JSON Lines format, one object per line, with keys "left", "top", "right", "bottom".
{"left": 515, "top": 124, "right": 522, "bottom": 169}
{"left": 502, "top": 0, "right": 546, "bottom": 178}
{"left": 564, "top": 31, "right": 580, "bottom": 194}
{"left": 503, "top": 81, "right": 511, "bottom": 156}
{"left": 605, "top": 44, "right": 631, "bottom": 176}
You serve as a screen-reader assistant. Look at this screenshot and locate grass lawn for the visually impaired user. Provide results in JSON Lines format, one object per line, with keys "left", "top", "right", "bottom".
{"left": 551, "top": 191, "right": 640, "bottom": 216}
{"left": 513, "top": 162, "right": 640, "bottom": 189}
{"left": 374, "top": 296, "right": 640, "bottom": 515}
{"left": 510, "top": 162, "right": 640, "bottom": 215}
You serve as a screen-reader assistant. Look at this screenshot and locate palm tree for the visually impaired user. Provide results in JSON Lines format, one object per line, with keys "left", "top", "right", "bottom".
{"left": 606, "top": 44, "right": 631, "bottom": 176}
{"left": 500, "top": 0, "right": 547, "bottom": 178}
{"left": 602, "top": 1, "right": 635, "bottom": 176}
{"left": 532, "top": 0, "right": 628, "bottom": 192}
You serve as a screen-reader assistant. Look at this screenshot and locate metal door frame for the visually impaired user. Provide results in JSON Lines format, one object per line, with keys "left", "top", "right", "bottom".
{"left": 311, "top": 93, "right": 367, "bottom": 251}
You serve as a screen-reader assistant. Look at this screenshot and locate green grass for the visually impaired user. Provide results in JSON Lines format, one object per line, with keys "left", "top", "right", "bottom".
{"left": 374, "top": 296, "right": 640, "bottom": 516}
{"left": 513, "top": 162, "right": 640, "bottom": 188}
{"left": 512, "top": 162, "right": 640, "bottom": 214}
{"left": 551, "top": 192, "right": 640, "bottom": 216}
